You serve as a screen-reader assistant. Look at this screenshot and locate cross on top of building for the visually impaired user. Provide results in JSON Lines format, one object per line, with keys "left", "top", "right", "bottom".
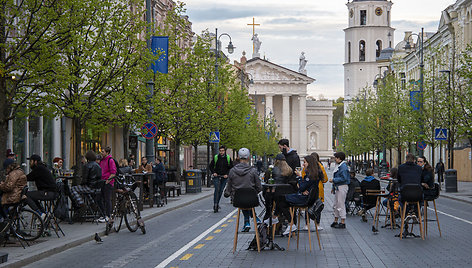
{"left": 247, "top": 17, "right": 260, "bottom": 53}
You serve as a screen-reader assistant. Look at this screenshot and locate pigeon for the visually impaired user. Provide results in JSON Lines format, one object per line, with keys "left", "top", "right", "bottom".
{"left": 94, "top": 233, "right": 103, "bottom": 244}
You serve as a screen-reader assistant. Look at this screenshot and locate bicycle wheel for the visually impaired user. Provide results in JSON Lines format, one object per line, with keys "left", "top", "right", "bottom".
{"left": 124, "top": 192, "right": 140, "bottom": 232}
{"left": 13, "top": 208, "right": 44, "bottom": 241}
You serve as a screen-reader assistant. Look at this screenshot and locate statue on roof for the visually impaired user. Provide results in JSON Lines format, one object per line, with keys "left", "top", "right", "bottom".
{"left": 299, "top": 52, "right": 307, "bottom": 75}
{"left": 252, "top": 34, "right": 261, "bottom": 58}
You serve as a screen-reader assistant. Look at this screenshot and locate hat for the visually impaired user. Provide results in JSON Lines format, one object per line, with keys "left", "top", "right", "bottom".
{"left": 27, "top": 154, "right": 41, "bottom": 162}
{"left": 275, "top": 153, "right": 286, "bottom": 161}
{"left": 3, "top": 158, "right": 14, "bottom": 169}
{"left": 238, "top": 148, "right": 250, "bottom": 159}
{"left": 6, "top": 149, "right": 14, "bottom": 157}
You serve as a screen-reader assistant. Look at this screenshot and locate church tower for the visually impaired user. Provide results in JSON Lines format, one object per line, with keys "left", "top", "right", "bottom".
{"left": 344, "top": 0, "right": 395, "bottom": 111}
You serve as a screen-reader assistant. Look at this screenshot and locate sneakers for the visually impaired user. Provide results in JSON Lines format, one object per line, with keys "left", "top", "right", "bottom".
{"left": 40, "top": 213, "right": 47, "bottom": 222}
{"left": 330, "top": 222, "right": 338, "bottom": 228}
{"left": 256, "top": 217, "right": 261, "bottom": 224}
{"left": 241, "top": 223, "right": 250, "bottom": 232}
{"left": 97, "top": 216, "right": 109, "bottom": 223}
{"left": 264, "top": 217, "right": 279, "bottom": 225}
{"left": 213, "top": 204, "right": 218, "bottom": 213}
{"left": 317, "top": 225, "right": 324, "bottom": 231}
{"left": 283, "top": 224, "right": 297, "bottom": 236}
{"left": 333, "top": 223, "right": 346, "bottom": 229}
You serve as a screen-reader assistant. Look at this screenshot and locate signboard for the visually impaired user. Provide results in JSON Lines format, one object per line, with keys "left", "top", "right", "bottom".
{"left": 410, "top": 91, "right": 421, "bottom": 111}
{"left": 141, "top": 122, "right": 158, "bottom": 140}
{"left": 129, "top": 136, "right": 138, "bottom": 149}
{"left": 435, "top": 128, "right": 448, "bottom": 141}
{"left": 417, "top": 141, "right": 427, "bottom": 151}
{"left": 209, "top": 131, "right": 220, "bottom": 143}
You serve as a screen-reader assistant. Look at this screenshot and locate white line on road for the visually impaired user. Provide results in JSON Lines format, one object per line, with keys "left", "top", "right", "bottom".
{"left": 430, "top": 207, "right": 472, "bottom": 225}
{"left": 155, "top": 208, "right": 238, "bottom": 268}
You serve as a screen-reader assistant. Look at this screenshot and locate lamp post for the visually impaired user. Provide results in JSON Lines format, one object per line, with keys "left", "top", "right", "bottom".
{"left": 405, "top": 28, "right": 425, "bottom": 157}
{"left": 373, "top": 66, "right": 390, "bottom": 177}
{"left": 439, "top": 69, "right": 452, "bottom": 169}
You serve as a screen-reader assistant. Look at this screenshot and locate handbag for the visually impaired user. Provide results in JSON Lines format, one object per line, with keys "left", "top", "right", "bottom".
{"left": 308, "top": 198, "right": 324, "bottom": 222}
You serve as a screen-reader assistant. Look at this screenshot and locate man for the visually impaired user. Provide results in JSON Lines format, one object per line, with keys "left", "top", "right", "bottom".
{"left": 435, "top": 159, "right": 445, "bottom": 185}
{"left": 136, "top": 157, "right": 152, "bottom": 173}
{"left": 224, "top": 148, "right": 262, "bottom": 232}
{"left": 397, "top": 153, "right": 422, "bottom": 190}
{"left": 209, "top": 146, "right": 233, "bottom": 213}
{"left": 25, "top": 154, "right": 58, "bottom": 219}
{"left": 359, "top": 168, "right": 380, "bottom": 222}
{"left": 99, "top": 146, "right": 117, "bottom": 222}
{"left": 277, "top": 139, "right": 300, "bottom": 186}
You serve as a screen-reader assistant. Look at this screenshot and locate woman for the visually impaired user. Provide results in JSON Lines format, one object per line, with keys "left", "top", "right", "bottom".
{"left": 329, "top": 151, "right": 350, "bottom": 229}
{"left": 276, "top": 155, "right": 321, "bottom": 235}
{"left": 265, "top": 153, "right": 292, "bottom": 184}
{"left": 118, "top": 158, "right": 132, "bottom": 174}
{"left": 70, "top": 151, "right": 103, "bottom": 208}
{"left": 0, "top": 160, "right": 27, "bottom": 207}
{"left": 417, "top": 156, "right": 434, "bottom": 190}
{"left": 52, "top": 157, "right": 64, "bottom": 178}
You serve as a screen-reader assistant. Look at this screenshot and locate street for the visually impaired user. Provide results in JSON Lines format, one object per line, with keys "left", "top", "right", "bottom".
{"left": 25, "top": 169, "right": 472, "bottom": 268}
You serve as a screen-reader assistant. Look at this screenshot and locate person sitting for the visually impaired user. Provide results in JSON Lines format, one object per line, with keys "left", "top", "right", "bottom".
{"left": 118, "top": 158, "right": 133, "bottom": 175}
{"left": 359, "top": 168, "right": 380, "bottom": 222}
{"left": 418, "top": 156, "right": 435, "bottom": 199}
{"left": 52, "top": 157, "right": 64, "bottom": 178}
{"left": 0, "top": 160, "right": 27, "bottom": 220}
{"left": 345, "top": 170, "right": 361, "bottom": 214}
{"left": 70, "top": 151, "right": 103, "bottom": 208}
{"left": 135, "top": 157, "right": 152, "bottom": 174}
{"left": 264, "top": 153, "right": 292, "bottom": 184}
{"left": 276, "top": 155, "right": 320, "bottom": 235}
{"left": 224, "top": 148, "right": 262, "bottom": 232}
{"left": 25, "top": 154, "right": 58, "bottom": 219}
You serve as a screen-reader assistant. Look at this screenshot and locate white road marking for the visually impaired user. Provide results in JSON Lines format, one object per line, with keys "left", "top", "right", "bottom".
{"left": 155, "top": 208, "right": 237, "bottom": 268}
{"left": 431, "top": 207, "right": 472, "bottom": 225}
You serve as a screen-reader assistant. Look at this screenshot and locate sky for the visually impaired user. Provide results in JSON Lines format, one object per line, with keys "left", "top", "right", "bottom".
{"left": 183, "top": 0, "right": 455, "bottom": 99}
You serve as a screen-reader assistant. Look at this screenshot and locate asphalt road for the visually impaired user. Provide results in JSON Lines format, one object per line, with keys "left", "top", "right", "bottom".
{"left": 25, "top": 169, "right": 472, "bottom": 268}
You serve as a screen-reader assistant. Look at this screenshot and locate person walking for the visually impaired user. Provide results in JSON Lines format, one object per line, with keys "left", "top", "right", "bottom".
{"left": 224, "top": 148, "right": 261, "bottom": 232}
{"left": 435, "top": 159, "right": 445, "bottom": 185}
{"left": 277, "top": 139, "right": 300, "bottom": 187}
{"left": 99, "top": 146, "right": 116, "bottom": 223}
{"left": 329, "top": 151, "right": 350, "bottom": 229}
{"left": 209, "top": 146, "right": 233, "bottom": 213}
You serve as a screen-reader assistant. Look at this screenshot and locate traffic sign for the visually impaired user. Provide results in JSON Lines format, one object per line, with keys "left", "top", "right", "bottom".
{"left": 435, "top": 128, "right": 448, "bottom": 140}
{"left": 417, "top": 141, "right": 427, "bottom": 151}
{"left": 141, "top": 122, "right": 158, "bottom": 140}
{"left": 209, "top": 131, "right": 220, "bottom": 143}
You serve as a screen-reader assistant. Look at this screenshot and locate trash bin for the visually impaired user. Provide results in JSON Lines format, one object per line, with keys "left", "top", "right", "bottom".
{"left": 185, "top": 169, "right": 202, "bottom": 193}
{"left": 445, "top": 169, "right": 457, "bottom": 193}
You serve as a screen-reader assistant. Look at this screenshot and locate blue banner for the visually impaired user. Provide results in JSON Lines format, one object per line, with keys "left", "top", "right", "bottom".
{"left": 410, "top": 90, "right": 421, "bottom": 111}
{"left": 151, "top": 36, "right": 168, "bottom": 74}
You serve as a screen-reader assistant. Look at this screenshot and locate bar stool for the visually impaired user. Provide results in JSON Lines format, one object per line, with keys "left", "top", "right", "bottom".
{"left": 232, "top": 188, "right": 261, "bottom": 253}
{"left": 399, "top": 184, "right": 424, "bottom": 240}
{"left": 287, "top": 187, "right": 322, "bottom": 251}
{"left": 41, "top": 194, "right": 65, "bottom": 238}
{"left": 423, "top": 183, "right": 441, "bottom": 237}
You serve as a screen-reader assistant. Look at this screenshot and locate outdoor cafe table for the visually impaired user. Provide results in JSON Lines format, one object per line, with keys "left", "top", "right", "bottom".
{"left": 261, "top": 183, "right": 290, "bottom": 251}
{"left": 132, "top": 173, "right": 155, "bottom": 211}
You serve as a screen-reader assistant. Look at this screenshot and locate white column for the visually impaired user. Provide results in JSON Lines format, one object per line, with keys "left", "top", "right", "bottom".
{"left": 7, "top": 119, "right": 13, "bottom": 150}
{"left": 328, "top": 113, "right": 333, "bottom": 152}
{"left": 291, "top": 95, "right": 300, "bottom": 150}
{"left": 25, "top": 118, "right": 30, "bottom": 173}
{"left": 299, "top": 95, "right": 307, "bottom": 156}
{"left": 282, "top": 94, "right": 291, "bottom": 139}
{"left": 52, "top": 117, "right": 62, "bottom": 158}
{"left": 38, "top": 116, "right": 44, "bottom": 159}
{"left": 265, "top": 94, "right": 273, "bottom": 117}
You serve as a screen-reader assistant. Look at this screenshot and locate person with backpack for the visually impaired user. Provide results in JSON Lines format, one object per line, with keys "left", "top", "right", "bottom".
{"left": 209, "top": 146, "right": 233, "bottom": 213}
{"left": 99, "top": 146, "right": 117, "bottom": 223}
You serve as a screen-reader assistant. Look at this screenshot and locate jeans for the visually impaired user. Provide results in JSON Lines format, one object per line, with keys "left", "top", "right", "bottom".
{"left": 101, "top": 183, "right": 114, "bottom": 217}
{"left": 242, "top": 210, "right": 252, "bottom": 224}
{"left": 212, "top": 177, "right": 227, "bottom": 205}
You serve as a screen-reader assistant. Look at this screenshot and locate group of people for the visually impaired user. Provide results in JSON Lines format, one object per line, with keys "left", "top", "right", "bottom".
{"left": 211, "top": 138, "right": 353, "bottom": 236}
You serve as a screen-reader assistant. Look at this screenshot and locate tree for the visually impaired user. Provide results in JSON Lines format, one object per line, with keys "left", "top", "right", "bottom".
{"left": 332, "top": 97, "right": 344, "bottom": 150}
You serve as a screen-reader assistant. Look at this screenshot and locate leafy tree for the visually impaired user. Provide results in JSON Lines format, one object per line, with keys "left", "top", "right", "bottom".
{"left": 332, "top": 97, "right": 344, "bottom": 150}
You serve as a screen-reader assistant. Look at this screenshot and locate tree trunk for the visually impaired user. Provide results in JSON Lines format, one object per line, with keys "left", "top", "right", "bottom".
{"left": 175, "top": 139, "right": 181, "bottom": 182}
{"left": 0, "top": 117, "right": 8, "bottom": 167}
{"left": 193, "top": 143, "right": 198, "bottom": 169}
{"left": 73, "top": 118, "right": 83, "bottom": 182}
{"left": 397, "top": 145, "right": 402, "bottom": 166}
{"left": 123, "top": 123, "right": 129, "bottom": 159}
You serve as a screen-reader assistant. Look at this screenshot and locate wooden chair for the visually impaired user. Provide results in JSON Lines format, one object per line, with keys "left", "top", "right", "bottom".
{"left": 399, "top": 184, "right": 424, "bottom": 240}
{"left": 232, "top": 188, "right": 261, "bottom": 253}
{"left": 423, "top": 183, "right": 441, "bottom": 237}
{"left": 287, "top": 187, "right": 322, "bottom": 251}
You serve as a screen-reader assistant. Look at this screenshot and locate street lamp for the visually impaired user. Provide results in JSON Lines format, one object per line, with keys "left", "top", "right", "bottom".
{"left": 439, "top": 69, "right": 452, "bottom": 169}
{"left": 404, "top": 28, "right": 425, "bottom": 157}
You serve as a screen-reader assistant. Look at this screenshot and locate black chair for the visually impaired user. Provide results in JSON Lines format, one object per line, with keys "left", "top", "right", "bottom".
{"left": 287, "top": 186, "right": 322, "bottom": 251}
{"left": 232, "top": 188, "right": 261, "bottom": 253}
{"left": 399, "top": 184, "right": 424, "bottom": 240}
{"left": 423, "top": 183, "right": 441, "bottom": 237}
{"left": 40, "top": 193, "right": 65, "bottom": 238}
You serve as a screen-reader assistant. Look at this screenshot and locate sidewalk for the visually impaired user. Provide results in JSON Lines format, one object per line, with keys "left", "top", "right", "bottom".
{"left": 0, "top": 187, "right": 214, "bottom": 268}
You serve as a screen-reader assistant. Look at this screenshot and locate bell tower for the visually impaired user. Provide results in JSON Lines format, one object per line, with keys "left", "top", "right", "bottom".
{"left": 344, "top": 0, "right": 395, "bottom": 111}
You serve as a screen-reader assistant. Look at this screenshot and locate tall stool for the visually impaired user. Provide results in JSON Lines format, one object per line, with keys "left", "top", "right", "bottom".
{"left": 287, "top": 187, "right": 322, "bottom": 251}
{"left": 41, "top": 195, "right": 65, "bottom": 238}
{"left": 399, "top": 184, "right": 424, "bottom": 240}
{"left": 232, "top": 188, "right": 261, "bottom": 253}
{"left": 424, "top": 183, "right": 441, "bottom": 237}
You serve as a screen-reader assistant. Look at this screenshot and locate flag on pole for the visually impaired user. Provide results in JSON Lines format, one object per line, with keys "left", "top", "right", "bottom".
{"left": 151, "top": 36, "right": 168, "bottom": 74}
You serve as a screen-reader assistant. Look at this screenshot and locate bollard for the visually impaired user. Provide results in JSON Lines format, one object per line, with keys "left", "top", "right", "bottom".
{"left": 445, "top": 169, "right": 458, "bottom": 193}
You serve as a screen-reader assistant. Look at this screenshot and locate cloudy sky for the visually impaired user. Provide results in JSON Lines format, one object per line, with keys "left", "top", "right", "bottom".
{"left": 184, "top": 0, "right": 455, "bottom": 99}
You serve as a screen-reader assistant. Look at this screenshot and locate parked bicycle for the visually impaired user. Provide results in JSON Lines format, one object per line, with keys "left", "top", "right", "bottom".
{"left": 106, "top": 175, "right": 145, "bottom": 235}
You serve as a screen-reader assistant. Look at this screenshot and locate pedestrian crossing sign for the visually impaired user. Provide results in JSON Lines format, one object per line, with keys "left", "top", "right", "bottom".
{"left": 209, "top": 131, "right": 220, "bottom": 143}
{"left": 435, "top": 128, "right": 448, "bottom": 141}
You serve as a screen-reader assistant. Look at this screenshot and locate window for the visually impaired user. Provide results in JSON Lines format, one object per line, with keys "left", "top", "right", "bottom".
{"left": 376, "top": 40, "right": 382, "bottom": 58}
{"left": 359, "top": 40, "right": 365, "bottom": 62}
{"left": 360, "top": 10, "right": 367, "bottom": 25}
{"left": 348, "top": 42, "right": 351, "bottom": 63}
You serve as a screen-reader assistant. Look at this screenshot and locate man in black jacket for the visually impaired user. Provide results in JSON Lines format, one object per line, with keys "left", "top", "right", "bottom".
{"left": 209, "top": 146, "right": 233, "bottom": 212}
{"left": 26, "top": 154, "right": 58, "bottom": 218}
{"left": 397, "top": 153, "right": 422, "bottom": 190}
{"left": 278, "top": 139, "right": 300, "bottom": 187}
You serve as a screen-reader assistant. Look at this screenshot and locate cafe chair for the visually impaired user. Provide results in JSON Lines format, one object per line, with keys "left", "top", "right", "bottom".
{"left": 40, "top": 194, "right": 65, "bottom": 238}
{"left": 287, "top": 187, "right": 322, "bottom": 251}
{"left": 423, "top": 183, "right": 441, "bottom": 237}
{"left": 347, "top": 187, "right": 363, "bottom": 216}
{"left": 232, "top": 188, "right": 261, "bottom": 253}
{"left": 399, "top": 184, "right": 424, "bottom": 240}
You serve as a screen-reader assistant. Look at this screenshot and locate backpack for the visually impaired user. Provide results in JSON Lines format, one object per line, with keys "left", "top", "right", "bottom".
{"left": 308, "top": 198, "right": 324, "bottom": 223}
{"left": 54, "top": 181, "right": 70, "bottom": 221}
{"left": 247, "top": 223, "right": 268, "bottom": 251}
{"left": 109, "top": 157, "right": 121, "bottom": 176}
{"left": 214, "top": 154, "right": 230, "bottom": 168}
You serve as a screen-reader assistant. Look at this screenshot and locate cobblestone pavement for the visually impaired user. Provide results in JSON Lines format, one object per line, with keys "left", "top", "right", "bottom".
{"left": 24, "top": 169, "right": 472, "bottom": 268}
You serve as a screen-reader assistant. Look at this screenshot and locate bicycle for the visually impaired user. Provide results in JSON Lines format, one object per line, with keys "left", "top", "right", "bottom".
{"left": 105, "top": 176, "right": 146, "bottom": 235}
